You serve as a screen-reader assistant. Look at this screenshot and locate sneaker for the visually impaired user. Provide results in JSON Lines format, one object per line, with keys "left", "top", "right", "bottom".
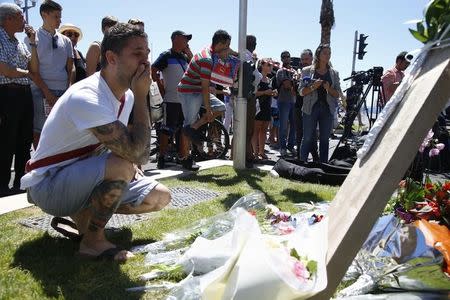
{"left": 287, "top": 146, "right": 296, "bottom": 155}
{"left": 157, "top": 155, "right": 165, "bottom": 169}
{"left": 280, "top": 149, "right": 287, "bottom": 157}
{"left": 180, "top": 156, "right": 200, "bottom": 171}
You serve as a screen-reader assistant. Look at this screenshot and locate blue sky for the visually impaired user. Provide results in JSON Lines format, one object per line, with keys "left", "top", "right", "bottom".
{"left": 8, "top": 0, "right": 428, "bottom": 89}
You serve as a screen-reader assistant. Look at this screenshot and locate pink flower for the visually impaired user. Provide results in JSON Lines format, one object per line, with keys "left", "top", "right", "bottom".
{"left": 419, "top": 143, "right": 426, "bottom": 153}
{"left": 419, "top": 129, "right": 434, "bottom": 153}
{"left": 292, "top": 261, "right": 309, "bottom": 282}
{"left": 429, "top": 148, "right": 440, "bottom": 157}
{"left": 436, "top": 143, "right": 445, "bottom": 151}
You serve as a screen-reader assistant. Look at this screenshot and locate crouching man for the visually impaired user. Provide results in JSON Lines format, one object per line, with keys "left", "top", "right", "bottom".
{"left": 21, "top": 23, "right": 171, "bottom": 262}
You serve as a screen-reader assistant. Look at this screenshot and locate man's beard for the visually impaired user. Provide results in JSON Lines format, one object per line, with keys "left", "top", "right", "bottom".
{"left": 116, "top": 68, "right": 134, "bottom": 88}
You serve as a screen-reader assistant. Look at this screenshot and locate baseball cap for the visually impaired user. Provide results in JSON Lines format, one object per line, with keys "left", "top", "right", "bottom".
{"left": 171, "top": 30, "right": 192, "bottom": 41}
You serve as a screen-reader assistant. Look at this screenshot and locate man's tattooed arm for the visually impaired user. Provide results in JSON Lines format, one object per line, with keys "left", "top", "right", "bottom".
{"left": 90, "top": 120, "right": 150, "bottom": 165}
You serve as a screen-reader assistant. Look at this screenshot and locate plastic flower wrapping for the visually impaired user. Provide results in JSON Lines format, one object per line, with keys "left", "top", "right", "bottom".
{"left": 128, "top": 191, "right": 450, "bottom": 298}
{"left": 129, "top": 191, "right": 328, "bottom": 299}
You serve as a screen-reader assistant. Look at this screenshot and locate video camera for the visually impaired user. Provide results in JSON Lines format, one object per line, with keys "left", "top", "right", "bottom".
{"left": 344, "top": 66, "right": 383, "bottom": 86}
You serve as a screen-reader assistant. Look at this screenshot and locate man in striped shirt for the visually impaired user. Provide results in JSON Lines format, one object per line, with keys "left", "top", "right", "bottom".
{"left": 177, "top": 30, "right": 230, "bottom": 170}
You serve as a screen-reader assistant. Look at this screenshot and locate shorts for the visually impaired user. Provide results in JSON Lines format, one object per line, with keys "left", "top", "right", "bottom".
{"left": 28, "top": 152, "right": 159, "bottom": 216}
{"left": 178, "top": 92, "right": 226, "bottom": 127}
{"left": 31, "top": 85, "right": 66, "bottom": 133}
{"left": 162, "top": 102, "right": 184, "bottom": 134}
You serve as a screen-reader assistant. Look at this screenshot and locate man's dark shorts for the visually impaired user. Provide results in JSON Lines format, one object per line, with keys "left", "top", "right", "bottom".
{"left": 162, "top": 102, "right": 184, "bottom": 134}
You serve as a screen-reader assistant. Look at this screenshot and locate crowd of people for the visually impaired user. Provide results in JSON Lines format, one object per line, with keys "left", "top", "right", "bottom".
{"left": 0, "top": 0, "right": 415, "bottom": 261}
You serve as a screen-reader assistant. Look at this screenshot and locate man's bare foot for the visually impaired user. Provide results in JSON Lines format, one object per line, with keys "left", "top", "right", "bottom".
{"left": 79, "top": 236, "right": 134, "bottom": 262}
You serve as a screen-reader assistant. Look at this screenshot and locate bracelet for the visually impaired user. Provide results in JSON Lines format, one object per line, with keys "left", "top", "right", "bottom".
{"left": 29, "top": 43, "right": 37, "bottom": 47}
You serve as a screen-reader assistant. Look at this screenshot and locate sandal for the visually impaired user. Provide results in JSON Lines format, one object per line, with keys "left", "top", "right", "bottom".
{"left": 259, "top": 153, "right": 268, "bottom": 160}
{"left": 50, "top": 217, "right": 83, "bottom": 243}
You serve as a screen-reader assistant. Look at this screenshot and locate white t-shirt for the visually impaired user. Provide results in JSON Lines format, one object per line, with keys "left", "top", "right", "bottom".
{"left": 21, "top": 72, "right": 134, "bottom": 189}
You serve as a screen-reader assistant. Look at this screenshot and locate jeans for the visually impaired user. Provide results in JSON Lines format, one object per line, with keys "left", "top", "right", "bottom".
{"left": 278, "top": 101, "right": 296, "bottom": 150}
{"left": 31, "top": 86, "right": 66, "bottom": 133}
{"left": 301, "top": 101, "right": 333, "bottom": 163}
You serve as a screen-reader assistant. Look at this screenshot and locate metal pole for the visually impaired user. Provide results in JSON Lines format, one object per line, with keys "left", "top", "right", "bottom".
{"left": 25, "top": 0, "right": 29, "bottom": 23}
{"left": 351, "top": 30, "right": 358, "bottom": 75}
{"left": 233, "top": 0, "right": 248, "bottom": 169}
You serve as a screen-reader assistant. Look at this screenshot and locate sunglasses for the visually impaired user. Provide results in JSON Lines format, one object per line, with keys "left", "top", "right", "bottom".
{"left": 52, "top": 35, "right": 58, "bottom": 49}
{"left": 64, "top": 31, "right": 80, "bottom": 38}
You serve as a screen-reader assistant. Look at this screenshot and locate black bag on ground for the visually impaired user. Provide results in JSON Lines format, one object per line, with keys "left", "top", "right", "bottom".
{"left": 273, "top": 159, "right": 350, "bottom": 186}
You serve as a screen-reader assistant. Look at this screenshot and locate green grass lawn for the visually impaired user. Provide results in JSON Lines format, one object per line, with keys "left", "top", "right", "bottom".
{"left": 0, "top": 166, "right": 338, "bottom": 300}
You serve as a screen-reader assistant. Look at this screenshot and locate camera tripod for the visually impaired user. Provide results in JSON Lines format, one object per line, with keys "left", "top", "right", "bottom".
{"left": 341, "top": 80, "right": 385, "bottom": 140}
{"left": 330, "top": 71, "right": 386, "bottom": 160}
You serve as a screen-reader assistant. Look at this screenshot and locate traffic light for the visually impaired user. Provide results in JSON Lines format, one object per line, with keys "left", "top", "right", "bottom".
{"left": 357, "top": 34, "right": 368, "bottom": 60}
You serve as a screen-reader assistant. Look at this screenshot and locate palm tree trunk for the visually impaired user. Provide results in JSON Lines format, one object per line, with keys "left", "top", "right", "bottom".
{"left": 320, "top": 0, "right": 335, "bottom": 45}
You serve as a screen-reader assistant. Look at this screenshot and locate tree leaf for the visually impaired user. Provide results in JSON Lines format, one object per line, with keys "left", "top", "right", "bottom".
{"left": 417, "top": 22, "right": 426, "bottom": 35}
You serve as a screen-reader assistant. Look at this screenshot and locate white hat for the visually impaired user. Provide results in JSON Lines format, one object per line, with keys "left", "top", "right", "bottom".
{"left": 58, "top": 23, "right": 83, "bottom": 41}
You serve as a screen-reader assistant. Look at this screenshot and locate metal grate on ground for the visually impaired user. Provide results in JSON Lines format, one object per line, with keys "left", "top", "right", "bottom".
{"left": 19, "top": 187, "right": 220, "bottom": 236}
{"left": 168, "top": 186, "right": 219, "bottom": 208}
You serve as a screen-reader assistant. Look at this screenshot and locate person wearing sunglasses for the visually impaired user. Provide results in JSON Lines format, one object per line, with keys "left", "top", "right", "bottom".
{"left": 59, "top": 23, "right": 85, "bottom": 83}
{"left": 24, "top": 0, "right": 73, "bottom": 149}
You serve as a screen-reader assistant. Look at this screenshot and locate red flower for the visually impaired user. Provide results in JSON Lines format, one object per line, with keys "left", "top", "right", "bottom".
{"left": 425, "top": 194, "right": 434, "bottom": 201}
{"left": 436, "top": 190, "right": 447, "bottom": 201}
{"left": 399, "top": 180, "right": 406, "bottom": 188}
{"left": 425, "top": 183, "right": 434, "bottom": 190}
{"left": 429, "top": 201, "right": 441, "bottom": 218}
{"left": 443, "top": 182, "right": 450, "bottom": 192}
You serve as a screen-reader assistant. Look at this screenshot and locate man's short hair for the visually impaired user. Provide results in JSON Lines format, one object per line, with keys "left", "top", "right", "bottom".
{"left": 301, "top": 49, "right": 313, "bottom": 57}
{"left": 128, "top": 18, "right": 144, "bottom": 26}
{"left": 396, "top": 51, "right": 408, "bottom": 62}
{"left": 100, "top": 22, "right": 147, "bottom": 68}
{"left": 281, "top": 50, "right": 290, "bottom": 58}
{"left": 212, "top": 29, "right": 231, "bottom": 46}
{"left": 39, "top": 0, "right": 62, "bottom": 16}
{"left": 246, "top": 35, "right": 256, "bottom": 52}
{"left": 101, "top": 16, "right": 118, "bottom": 32}
{"left": 0, "top": 3, "right": 22, "bottom": 25}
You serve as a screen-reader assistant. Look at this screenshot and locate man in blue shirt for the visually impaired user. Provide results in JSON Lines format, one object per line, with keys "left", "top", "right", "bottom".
{"left": 151, "top": 31, "right": 197, "bottom": 170}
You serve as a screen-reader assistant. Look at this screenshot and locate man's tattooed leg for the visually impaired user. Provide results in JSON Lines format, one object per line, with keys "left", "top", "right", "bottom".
{"left": 87, "top": 180, "right": 127, "bottom": 232}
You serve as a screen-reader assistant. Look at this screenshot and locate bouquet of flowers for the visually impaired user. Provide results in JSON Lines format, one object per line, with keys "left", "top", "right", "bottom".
{"left": 394, "top": 177, "right": 450, "bottom": 275}
{"left": 395, "top": 176, "right": 450, "bottom": 228}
